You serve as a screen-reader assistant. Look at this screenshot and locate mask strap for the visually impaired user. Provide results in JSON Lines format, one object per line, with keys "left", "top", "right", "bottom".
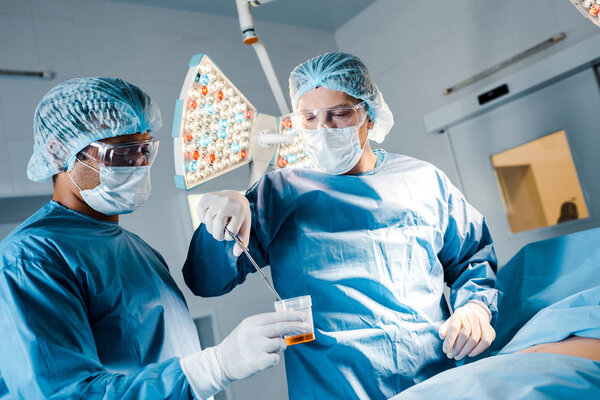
{"left": 66, "top": 158, "right": 100, "bottom": 192}
{"left": 358, "top": 108, "right": 368, "bottom": 128}
{"left": 66, "top": 169, "right": 84, "bottom": 192}
{"left": 357, "top": 112, "right": 369, "bottom": 151}
{"left": 360, "top": 137, "right": 368, "bottom": 151}
{"left": 76, "top": 157, "right": 101, "bottom": 173}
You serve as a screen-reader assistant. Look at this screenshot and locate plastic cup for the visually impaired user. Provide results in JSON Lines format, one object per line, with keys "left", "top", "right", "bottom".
{"left": 274, "top": 295, "right": 315, "bottom": 346}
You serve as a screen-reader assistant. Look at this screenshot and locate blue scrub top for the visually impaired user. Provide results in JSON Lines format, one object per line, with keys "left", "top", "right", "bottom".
{"left": 0, "top": 201, "right": 201, "bottom": 399}
{"left": 184, "top": 150, "right": 500, "bottom": 400}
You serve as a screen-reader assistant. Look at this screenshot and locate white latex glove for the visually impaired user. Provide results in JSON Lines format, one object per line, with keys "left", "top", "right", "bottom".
{"left": 438, "top": 300, "right": 495, "bottom": 360}
{"left": 196, "top": 190, "right": 251, "bottom": 257}
{"left": 181, "top": 311, "right": 309, "bottom": 400}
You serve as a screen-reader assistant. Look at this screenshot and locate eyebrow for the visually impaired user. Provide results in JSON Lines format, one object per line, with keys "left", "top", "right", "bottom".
{"left": 101, "top": 132, "right": 150, "bottom": 144}
{"left": 331, "top": 103, "right": 354, "bottom": 108}
{"left": 298, "top": 103, "right": 356, "bottom": 112}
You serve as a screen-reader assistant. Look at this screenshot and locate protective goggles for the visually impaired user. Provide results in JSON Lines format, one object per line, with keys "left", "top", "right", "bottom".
{"left": 291, "top": 102, "right": 367, "bottom": 131}
{"left": 80, "top": 137, "right": 160, "bottom": 167}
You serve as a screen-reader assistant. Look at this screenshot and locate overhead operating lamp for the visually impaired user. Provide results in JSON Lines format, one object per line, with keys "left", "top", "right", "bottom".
{"left": 172, "top": 54, "right": 310, "bottom": 190}
{"left": 172, "top": 53, "right": 257, "bottom": 190}
{"left": 173, "top": 0, "right": 310, "bottom": 191}
{"left": 570, "top": 0, "right": 600, "bottom": 26}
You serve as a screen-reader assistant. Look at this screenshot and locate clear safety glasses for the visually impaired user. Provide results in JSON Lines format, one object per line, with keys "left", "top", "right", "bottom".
{"left": 291, "top": 102, "right": 367, "bottom": 131}
{"left": 80, "top": 137, "right": 160, "bottom": 167}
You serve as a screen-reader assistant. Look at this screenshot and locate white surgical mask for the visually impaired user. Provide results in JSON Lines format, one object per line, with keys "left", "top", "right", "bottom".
{"left": 301, "top": 123, "right": 367, "bottom": 175}
{"left": 67, "top": 159, "right": 151, "bottom": 215}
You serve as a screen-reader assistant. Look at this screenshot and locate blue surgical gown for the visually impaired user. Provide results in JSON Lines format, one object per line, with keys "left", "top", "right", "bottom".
{"left": 183, "top": 150, "right": 500, "bottom": 399}
{"left": 0, "top": 201, "right": 201, "bottom": 399}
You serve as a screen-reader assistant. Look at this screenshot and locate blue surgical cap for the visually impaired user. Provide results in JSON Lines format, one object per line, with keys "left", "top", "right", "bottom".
{"left": 289, "top": 52, "right": 393, "bottom": 143}
{"left": 28, "top": 77, "right": 162, "bottom": 182}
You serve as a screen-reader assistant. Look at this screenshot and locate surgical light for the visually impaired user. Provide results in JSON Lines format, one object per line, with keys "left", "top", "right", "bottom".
{"left": 570, "top": 0, "right": 600, "bottom": 26}
{"left": 275, "top": 116, "right": 310, "bottom": 171}
{"left": 173, "top": 54, "right": 307, "bottom": 191}
{"left": 172, "top": 54, "right": 256, "bottom": 190}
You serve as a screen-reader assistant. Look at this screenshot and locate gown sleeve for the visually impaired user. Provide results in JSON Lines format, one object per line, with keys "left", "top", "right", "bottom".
{"left": 182, "top": 186, "right": 269, "bottom": 298}
{"left": 0, "top": 253, "right": 195, "bottom": 400}
{"left": 437, "top": 173, "right": 501, "bottom": 323}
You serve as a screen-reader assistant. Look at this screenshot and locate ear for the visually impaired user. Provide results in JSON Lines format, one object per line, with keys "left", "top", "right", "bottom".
{"left": 367, "top": 116, "right": 374, "bottom": 130}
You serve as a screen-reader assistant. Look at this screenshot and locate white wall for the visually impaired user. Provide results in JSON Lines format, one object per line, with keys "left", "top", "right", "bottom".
{"left": 334, "top": 0, "right": 598, "bottom": 260}
{"left": 335, "top": 0, "right": 597, "bottom": 184}
{"left": 0, "top": 1, "right": 337, "bottom": 399}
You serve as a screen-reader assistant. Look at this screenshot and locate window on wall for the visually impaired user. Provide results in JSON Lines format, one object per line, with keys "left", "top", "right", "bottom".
{"left": 491, "top": 130, "right": 589, "bottom": 234}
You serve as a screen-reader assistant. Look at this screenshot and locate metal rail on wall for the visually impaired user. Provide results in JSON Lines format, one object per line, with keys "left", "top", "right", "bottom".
{"left": 0, "top": 69, "right": 55, "bottom": 80}
{"left": 444, "top": 33, "right": 566, "bottom": 96}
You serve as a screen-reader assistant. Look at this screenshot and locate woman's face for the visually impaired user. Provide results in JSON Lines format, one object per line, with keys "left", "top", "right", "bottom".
{"left": 296, "top": 87, "right": 373, "bottom": 146}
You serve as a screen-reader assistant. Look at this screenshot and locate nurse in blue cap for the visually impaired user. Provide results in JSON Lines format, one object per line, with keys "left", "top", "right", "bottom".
{"left": 184, "top": 52, "right": 501, "bottom": 399}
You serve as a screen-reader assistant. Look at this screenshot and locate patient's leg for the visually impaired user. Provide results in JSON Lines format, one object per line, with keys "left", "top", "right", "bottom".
{"left": 517, "top": 336, "right": 600, "bottom": 361}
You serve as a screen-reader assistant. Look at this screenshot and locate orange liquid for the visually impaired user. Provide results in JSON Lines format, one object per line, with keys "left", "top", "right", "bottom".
{"left": 286, "top": 332, "right": 315, "bottom": 346}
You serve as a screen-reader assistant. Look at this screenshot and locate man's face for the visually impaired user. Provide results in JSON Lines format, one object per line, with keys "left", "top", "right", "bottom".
{"left": 296, "top": 87, "right": 373, "bottom": 146}
{"left": 70, "top": 131, "right": 151, "bottom": 191}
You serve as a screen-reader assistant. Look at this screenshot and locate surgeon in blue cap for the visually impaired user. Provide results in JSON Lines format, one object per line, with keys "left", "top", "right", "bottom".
{"left": 0, "top": 78, "right": 308, "bottom": 399}
{"left": 183, "top": 53, "right": 500, "bottom": 399}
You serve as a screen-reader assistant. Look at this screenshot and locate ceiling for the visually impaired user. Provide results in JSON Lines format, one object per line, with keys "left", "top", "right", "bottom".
{"left": 104, "top": 0, "right": 376, "bottom": 31}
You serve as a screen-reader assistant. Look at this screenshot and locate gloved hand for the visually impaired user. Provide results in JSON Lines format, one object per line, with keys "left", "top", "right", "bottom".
{"left": 439, "top": 301, "right": 495, "bottom": 360}
{"left": 180, "top": 311, "right": 309, "bottom": 399}
{"left": 196, "top": 190, "right": 251, "bottom": 257}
